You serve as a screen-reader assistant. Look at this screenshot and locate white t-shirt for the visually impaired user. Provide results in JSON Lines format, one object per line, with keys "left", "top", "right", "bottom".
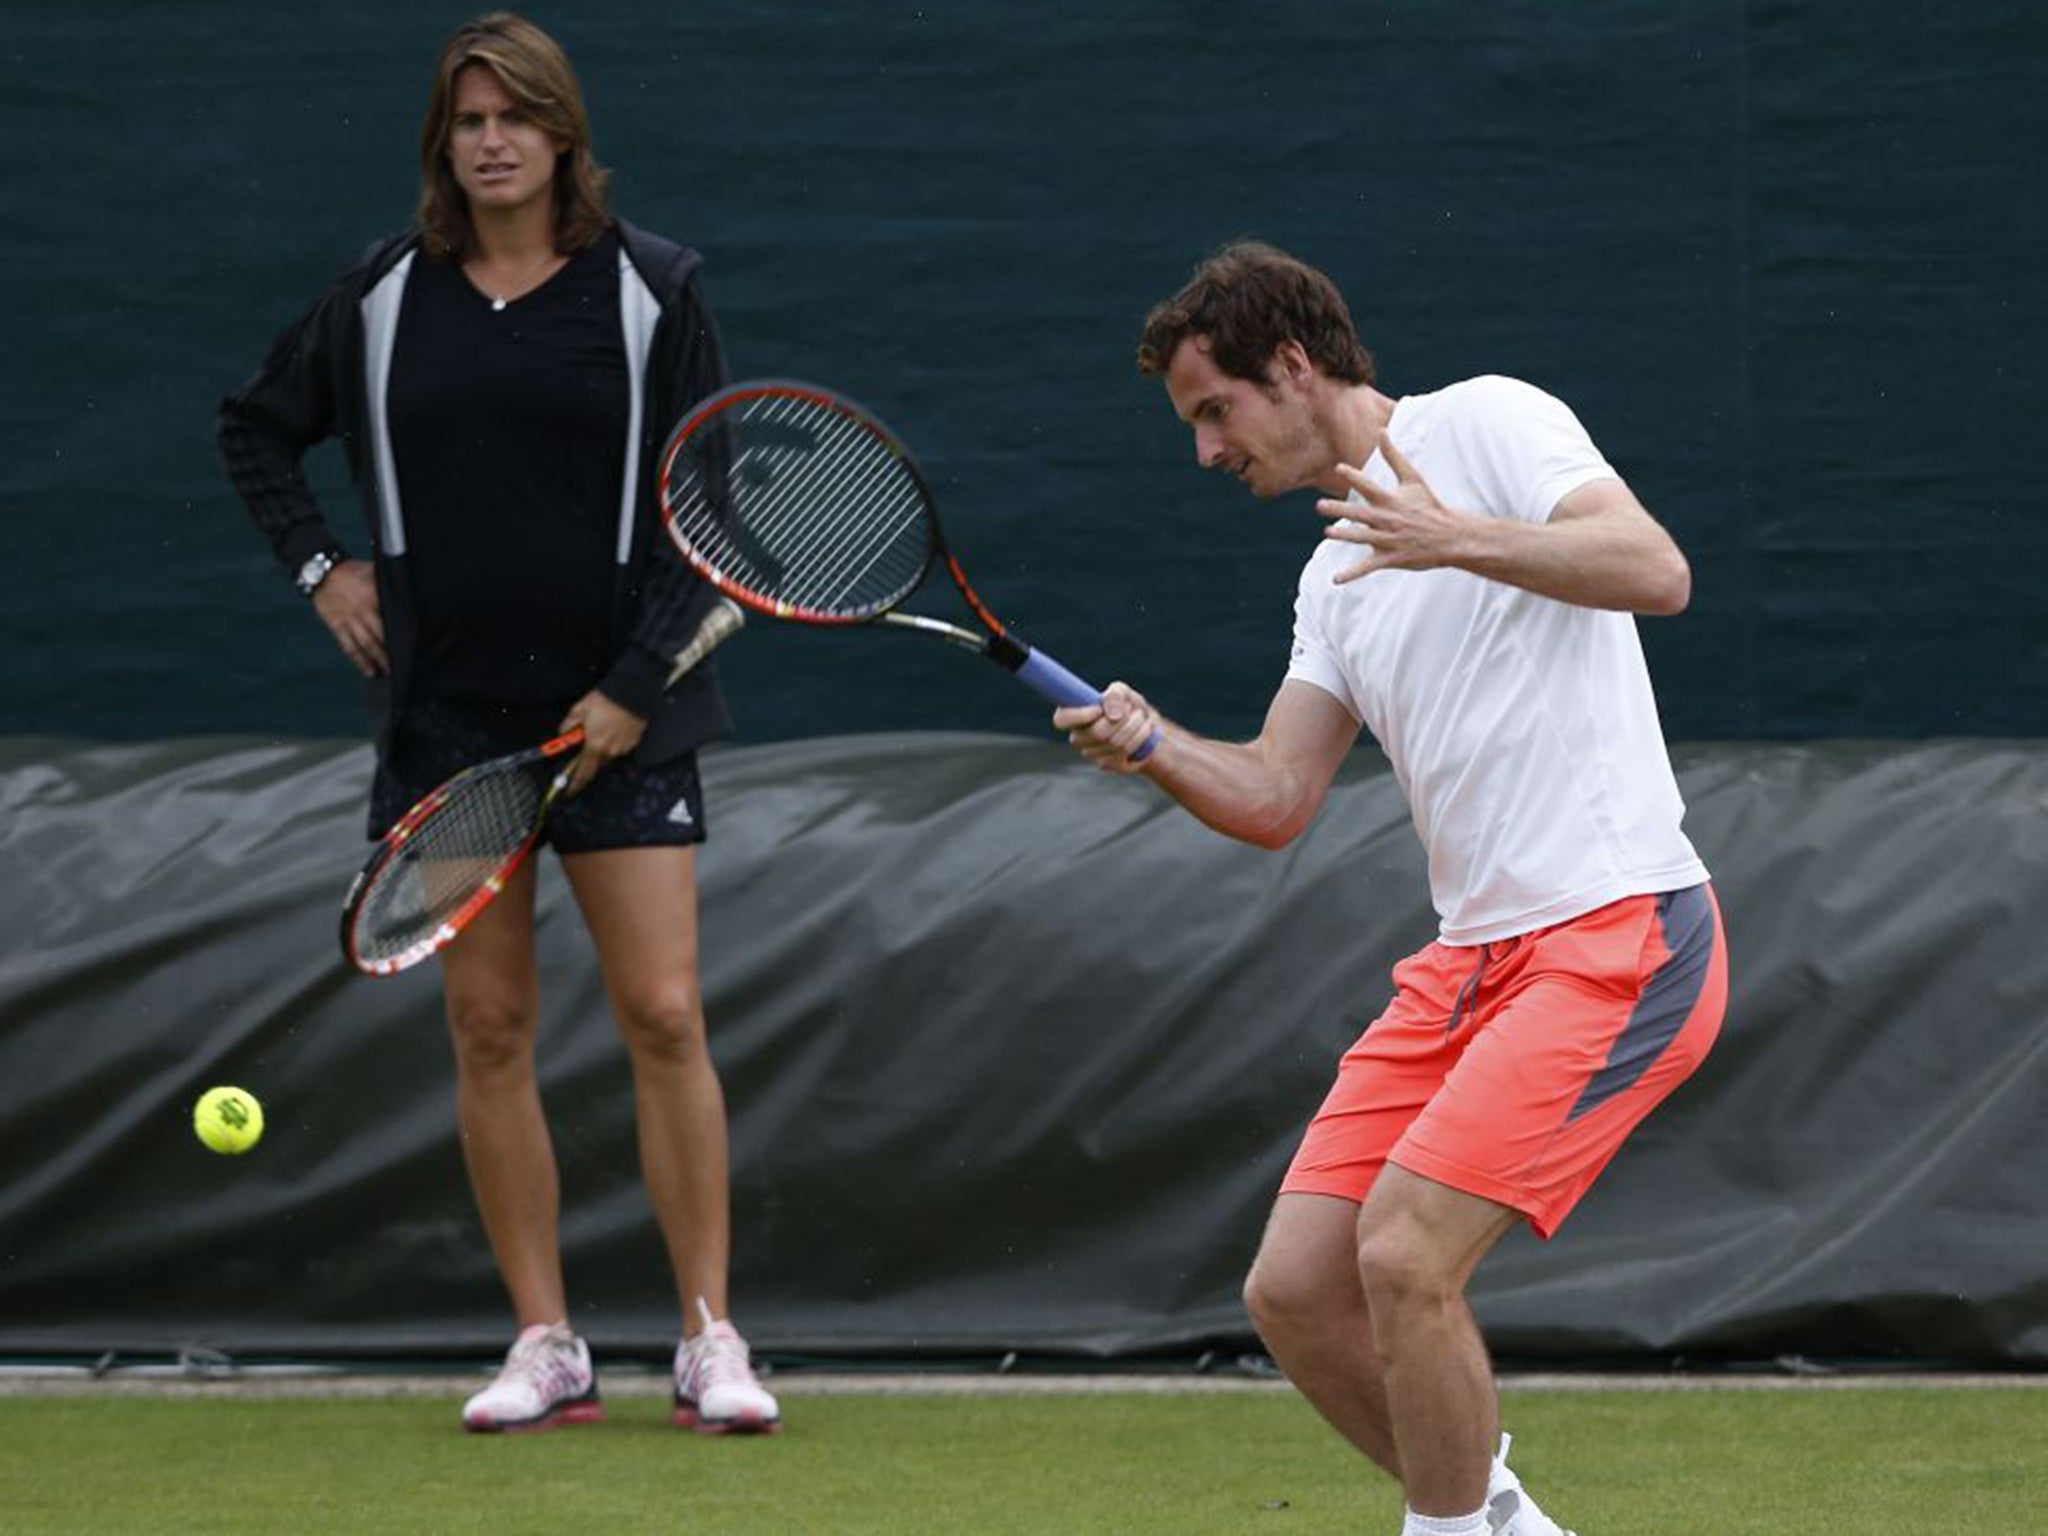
{"left": 1286, "top": 375, "right": 1708, "bottom": 945}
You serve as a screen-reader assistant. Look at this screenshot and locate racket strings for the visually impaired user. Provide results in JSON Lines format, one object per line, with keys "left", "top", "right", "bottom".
{"left": 704, "top": 400, "right": 924, "bottom": 608}
{"left": 350, "top": 761, "right": 551, "bottom": 965}
{"left": 666, "top": 393, "right": 932, "bottom": 619}
{"left": 749, "top": 407, "right": 920, "bottom": 607}
{"left": 709, "top": 408, "right": 870, "bottom": 583}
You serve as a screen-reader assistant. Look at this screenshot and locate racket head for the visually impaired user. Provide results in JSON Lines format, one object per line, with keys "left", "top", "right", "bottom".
{"left": 339, "top": 732, "right": 580, "bottom": 976}
{"left": 658, "top": 380, "right": 942, "bottom": 625}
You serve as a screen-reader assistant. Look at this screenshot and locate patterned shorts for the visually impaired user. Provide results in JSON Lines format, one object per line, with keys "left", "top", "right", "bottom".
{"left": 368, "top": 698, "right": 707, "bottom": 854}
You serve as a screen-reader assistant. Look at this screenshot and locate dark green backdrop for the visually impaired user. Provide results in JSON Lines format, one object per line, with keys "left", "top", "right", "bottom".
{"left": 3, "top": 0, "right": 2042, "bottom": 745}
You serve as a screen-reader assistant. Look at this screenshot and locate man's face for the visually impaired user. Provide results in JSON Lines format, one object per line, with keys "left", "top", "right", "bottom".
{"left": 1162, "top": 336, "right": 1324, "bottom": 500}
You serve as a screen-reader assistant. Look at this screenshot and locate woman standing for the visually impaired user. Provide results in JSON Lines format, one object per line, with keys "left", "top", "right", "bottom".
{"left": 218, "top": 12, "right": 778, "bottom": 1436}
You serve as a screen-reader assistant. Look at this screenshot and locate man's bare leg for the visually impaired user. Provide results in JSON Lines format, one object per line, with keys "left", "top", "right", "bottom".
{"left": 1356, "top": 1165, "right": 1518, "bottom": 1516}
{"left": 1243, "top": 1192, "right": 1401, "bottom": 1475}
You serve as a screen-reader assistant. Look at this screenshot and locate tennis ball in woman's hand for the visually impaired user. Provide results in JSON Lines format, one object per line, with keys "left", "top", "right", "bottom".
{"left": 193, "top": 1086, "right": 264, "bottom": 1154}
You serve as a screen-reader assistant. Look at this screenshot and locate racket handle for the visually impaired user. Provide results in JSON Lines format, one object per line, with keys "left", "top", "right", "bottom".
{"left": 1012, "top": 648, "right": 1162, "bottom": 763}
{"left": 666, "top": 598, "right": 746, "bottom": 685}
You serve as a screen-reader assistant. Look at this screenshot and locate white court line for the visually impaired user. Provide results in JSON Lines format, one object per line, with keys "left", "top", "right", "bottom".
{"left": 2, "top": 1367, "right": 2041, "bottom": 1399}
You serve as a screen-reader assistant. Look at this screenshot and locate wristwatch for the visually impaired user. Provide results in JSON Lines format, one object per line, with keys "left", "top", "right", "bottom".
{"left": 294, "top": 548, "right": 343, "bottom": 598}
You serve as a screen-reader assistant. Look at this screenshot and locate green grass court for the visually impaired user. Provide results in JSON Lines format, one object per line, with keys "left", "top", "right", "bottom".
{"left": 5, "top": 1380, "right": 2045, "bottom": 1534}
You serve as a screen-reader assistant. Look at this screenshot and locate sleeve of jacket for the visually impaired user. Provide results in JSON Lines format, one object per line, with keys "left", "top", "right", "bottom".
{"left": 216, "top": 280, "right": 355, "bottom": 576}
{"left": 600, "top": 266, "right": 734, "bottom": 718}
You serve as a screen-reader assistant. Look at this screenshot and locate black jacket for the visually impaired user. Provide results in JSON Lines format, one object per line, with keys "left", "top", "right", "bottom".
{"left": 217, "top": 219, "right": 733, "bottom": 761}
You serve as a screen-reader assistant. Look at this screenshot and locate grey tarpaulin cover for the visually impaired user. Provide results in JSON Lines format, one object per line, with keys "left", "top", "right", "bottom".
{"left": 1, "top": 734, "right": 2043, "bottom": 1364}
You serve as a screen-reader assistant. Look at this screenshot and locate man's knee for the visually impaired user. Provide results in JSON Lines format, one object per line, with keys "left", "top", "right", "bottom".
{"left": 1354, "top": 1213, "right": 1451, "bottom": 1314}
{"left": 1354, "top": 1169, "right": 1513, "bottom": 1313}
{"left": 1244, "top": 1249, "right": 1322, "bottom": 1337}
{"left": 1243, "top": 1206, "right": 1363, "bottom": 1340}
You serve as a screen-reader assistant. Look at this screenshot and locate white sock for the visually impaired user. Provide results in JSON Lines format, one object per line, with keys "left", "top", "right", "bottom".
{"left": 1401, "top": 1508, "right": 1487, "bottom": 1536}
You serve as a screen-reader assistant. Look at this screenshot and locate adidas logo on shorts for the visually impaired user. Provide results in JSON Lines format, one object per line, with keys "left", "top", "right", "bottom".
{"left": 665, "top": 797, "right": 696, "bottom": 828}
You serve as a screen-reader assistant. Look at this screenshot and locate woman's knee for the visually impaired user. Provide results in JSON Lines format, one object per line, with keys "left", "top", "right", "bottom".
{"left": 445, "top": 990, "right": 538, "bottom": 1075}
{"left": 613, "top": 987, "right": 709, "bottom": 1061}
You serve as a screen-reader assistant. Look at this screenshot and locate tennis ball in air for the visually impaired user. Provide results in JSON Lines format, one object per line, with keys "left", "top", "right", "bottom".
{"left": 193, "top": 1086, "right": 264, "bottom": 1155}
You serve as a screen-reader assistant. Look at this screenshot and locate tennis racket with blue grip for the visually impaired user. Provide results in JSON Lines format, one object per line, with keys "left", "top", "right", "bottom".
{"left": 657, "top": 380, "right": 1158, "bottom": 758}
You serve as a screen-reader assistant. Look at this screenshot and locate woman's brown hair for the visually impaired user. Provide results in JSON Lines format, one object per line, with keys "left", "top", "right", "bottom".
{"left": 417, "top": 12, "right": 611, "bottom": 260}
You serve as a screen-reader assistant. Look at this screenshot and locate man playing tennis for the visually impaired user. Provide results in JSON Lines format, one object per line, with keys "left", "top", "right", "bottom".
{"left": 1057, "top": 243, "right": 1726, "bottom": 1536}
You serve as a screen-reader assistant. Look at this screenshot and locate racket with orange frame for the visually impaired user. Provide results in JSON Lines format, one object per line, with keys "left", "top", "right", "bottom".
{"left": 338, "top": 597, "right": 745, "bottom": 976}
{"left": 657, "top": 379, "right": 1157, "bottom": 755}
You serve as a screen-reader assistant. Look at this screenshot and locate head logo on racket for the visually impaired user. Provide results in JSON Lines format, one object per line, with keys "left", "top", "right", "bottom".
{"left": 658, "top": 380, "right": 1158, "bottom": 759}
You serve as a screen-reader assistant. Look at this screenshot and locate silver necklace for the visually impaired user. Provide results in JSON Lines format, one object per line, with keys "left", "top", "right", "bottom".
{"left": 479, "top": 248, "right": 558, "bottom": 311}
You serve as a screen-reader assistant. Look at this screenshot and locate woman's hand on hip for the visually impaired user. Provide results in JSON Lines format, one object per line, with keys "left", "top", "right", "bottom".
{"left": 311, "top": 560, "right": 387, "bottom": 677}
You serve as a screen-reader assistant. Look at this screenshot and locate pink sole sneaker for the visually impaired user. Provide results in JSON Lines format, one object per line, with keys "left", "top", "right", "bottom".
{"left": 465, "top": 1397, "right": 606, "bottom": 1435}
{"left": 672, "top": 1404, "right": 781, "bottom": 1436}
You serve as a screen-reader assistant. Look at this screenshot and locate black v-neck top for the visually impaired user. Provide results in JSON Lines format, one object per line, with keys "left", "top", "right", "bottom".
{"left": 388, "top": 230, "right": 629, "bottom": 708}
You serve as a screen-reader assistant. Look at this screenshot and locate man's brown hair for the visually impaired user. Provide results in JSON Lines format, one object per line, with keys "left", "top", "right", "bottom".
{"left": 417, "top": 12, "right": 611, "bottom": 260}
{"left": 1136, "top": 242, "right": 1375, "bottom": 386}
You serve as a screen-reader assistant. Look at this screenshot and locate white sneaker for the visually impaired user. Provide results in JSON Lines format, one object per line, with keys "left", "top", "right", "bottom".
{"left": 462, "top": 1322, "right": 604, "bottom": 1433}
{"left": 673, "top": 1298, "right": 781, "bottom": 1435}
{"left": 1488, "top": 1433, "right": 1577, "bottom": 1536}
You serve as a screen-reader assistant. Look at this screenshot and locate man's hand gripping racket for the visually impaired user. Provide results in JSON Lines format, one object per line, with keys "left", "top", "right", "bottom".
{"left": 657, "top": 380, "right": 1159, "bottom": 759}
{"left": 1057, "top": 681, "right": 1165, "bottom": 774}
{"left": 338, "top": 597, "right": 745, "bottom": 977}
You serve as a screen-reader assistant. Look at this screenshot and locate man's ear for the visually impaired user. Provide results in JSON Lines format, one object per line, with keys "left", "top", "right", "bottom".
{"left": 1273, "top": 339, "right": 1314, "bottom": 386}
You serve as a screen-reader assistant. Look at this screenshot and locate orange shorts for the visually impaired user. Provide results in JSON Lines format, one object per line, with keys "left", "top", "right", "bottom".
{"left": 1282, "top": 884, "right": 1727, "bottom": 1238}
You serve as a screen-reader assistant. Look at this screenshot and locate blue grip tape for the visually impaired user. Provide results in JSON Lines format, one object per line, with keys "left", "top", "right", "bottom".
{"left": 1015, "top": 648, "right": 1162, "bottom": 762}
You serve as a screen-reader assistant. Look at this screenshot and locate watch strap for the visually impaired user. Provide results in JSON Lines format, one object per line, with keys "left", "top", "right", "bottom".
{"left": 295, "top": 546, "right": 345, "bottom": 598}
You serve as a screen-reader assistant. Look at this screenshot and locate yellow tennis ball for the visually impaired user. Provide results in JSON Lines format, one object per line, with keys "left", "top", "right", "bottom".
{"left": 193, "top": 1086, "right": 264, "bottom": 1155}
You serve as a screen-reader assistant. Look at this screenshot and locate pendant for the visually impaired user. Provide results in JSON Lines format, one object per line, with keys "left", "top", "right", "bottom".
{"left": 491, "top": 297, "right": 507, "bottom": 312}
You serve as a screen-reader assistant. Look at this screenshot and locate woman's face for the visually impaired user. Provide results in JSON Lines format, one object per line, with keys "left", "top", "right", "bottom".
{"left": 445, "top": 64, "right": 563, "bottom": 218}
